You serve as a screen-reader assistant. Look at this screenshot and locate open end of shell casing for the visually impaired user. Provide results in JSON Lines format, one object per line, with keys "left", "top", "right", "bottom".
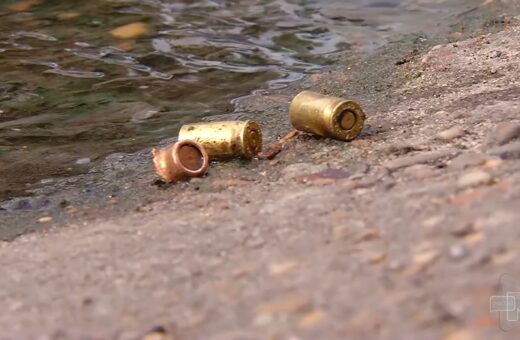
{"left": 178, "top": 120, "right": 263, "bottom": 160}
{"left": 288, "top": 91, "right": 365, "bottom": 141}
{"left": 152, "top": 140, "right": 209, "bottom": 183}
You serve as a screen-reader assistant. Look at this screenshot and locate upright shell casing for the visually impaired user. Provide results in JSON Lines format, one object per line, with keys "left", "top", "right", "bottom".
{"left": 289, "top": 91, "right": 365, "bottom": 141}
{"left": 178, "top": 120, "right": 262, "bottom": 160}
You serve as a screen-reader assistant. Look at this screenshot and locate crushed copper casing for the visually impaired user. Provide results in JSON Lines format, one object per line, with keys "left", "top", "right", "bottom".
{"left": 152, "top": 140, "right": 209, "bottom": 183}
{"left": 178, "top": 120, "right": 262, "bottom": 160}
{"left": 289, "top": 90, "right": 365, "bottom": 141}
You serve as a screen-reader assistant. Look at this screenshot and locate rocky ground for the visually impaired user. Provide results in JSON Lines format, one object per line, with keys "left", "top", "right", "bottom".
{"left": 1, "top": 8, "right": 520, "bottom": 340}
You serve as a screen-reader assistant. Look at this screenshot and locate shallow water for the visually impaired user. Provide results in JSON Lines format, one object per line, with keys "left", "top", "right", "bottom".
{"left": 0, "top": 0, "right": 482, "bottom": 199}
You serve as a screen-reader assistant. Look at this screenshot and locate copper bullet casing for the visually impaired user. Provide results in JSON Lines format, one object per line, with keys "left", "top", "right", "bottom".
{"left": 178, "top": 120, "right": 262, "bottom": 160}
{"left": 289, "top": 91, "right": 365, "bottom": 141}
{"left": 152, "top": 140, "right": 209, "bottom": 183}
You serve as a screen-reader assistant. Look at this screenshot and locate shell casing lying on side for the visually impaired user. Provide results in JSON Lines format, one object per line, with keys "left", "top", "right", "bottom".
{"left": 178, "top": 120, "right": 262, "bottom": 160}
{"left": 152, "top": 140, "right": 209, "bottom": 183}
{"left": 289, "top": 91, "right": 365, "bottom": 141}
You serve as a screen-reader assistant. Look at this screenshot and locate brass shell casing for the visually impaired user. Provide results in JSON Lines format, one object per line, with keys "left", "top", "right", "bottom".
{"left": 152, "top": 140, "right": 209, "bottom": 183}
{"left": 289, "top": 91, "right": 365, "bottom": 141}
{"left": 178, "top": 120, "right": 262, "bottom": 160}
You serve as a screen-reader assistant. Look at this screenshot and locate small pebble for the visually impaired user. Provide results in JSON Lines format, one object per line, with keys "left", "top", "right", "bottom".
{"left": 299, "top": 309, "right": 327, "bottom": 329}
{"left": 333, "top": 225, "right": 350, "bottom": 240}
{"left": 484, "top": 122, "right": 520, "bottom": 146}
{"left": 38, "top": 216, "right": 52, "bottom": 223}
{"left": 421, "top": 55, "right": 431, "bottom": 64}
{"left": 488, "top": 141, "right": 520, "bottom": 159}
{"left": 449, "top": 244, "right": 468, "bottom": 260}
{"left": 437, "top": 126, "right": 466, "bottom": 141}
{"left": 142, "top": 328, "right": 173, "bottom": 340}
{"left": 367, "top": 251, "right": 387, "bottom": 264}
{"left": 422, "top": 215, "right": 444, "bottom": 228}
{"left": 356, "top": 228, "right": 380, "bottom": 243}
{"left": 452, "top": 222, "right": 477, "bottom": 238}
{"left": 256, "top": 295, "right": 310, "bottom": 316}
{"left": 388, "top": 259, "right": 403, "bottom": 271}
{"left": 457, "top": 170, "right": 493, "bottom": 188}
{"left": 403, "top": 164, "right": 437, "bottom": 179}
{"left": 488, "top": 50, "right": 502, "bottom": 58}
{"left": 443, "top": 329, "right": 476, "bottom": 340}
{"left": 492, "top": 251, "right": 516, "bottom": 266}
{"left": 483, "top": 158, "right": 503, "bottom": 169}
{"left": 403, "top": 249, "right": 440, "bottom": 275}
{"left": 413, "top": 249, "right": 439, "bottom": 266}
{"left": 75, "top": 157, "right": 91, "bottom": 165}
{"left": 463, "top": 231, "right": 485, "bottom": 245}
{"left": 269, "top": 261, "right": 299, "bottom": 276}
{"left": 448, "top": 152, "right": 488, "bottom": 170}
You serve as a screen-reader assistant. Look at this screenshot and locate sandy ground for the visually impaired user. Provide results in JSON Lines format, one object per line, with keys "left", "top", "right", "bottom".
{"left": 2, "top": 9, "right": 520, "bottom": 340}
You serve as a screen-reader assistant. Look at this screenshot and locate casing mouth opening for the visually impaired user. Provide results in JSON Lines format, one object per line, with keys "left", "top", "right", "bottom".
{"left": 173, "top": 140, "right": 209, "bottom": 175}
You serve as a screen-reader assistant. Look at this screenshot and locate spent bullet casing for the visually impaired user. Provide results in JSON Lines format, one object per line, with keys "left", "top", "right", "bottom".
{"left": 152, "top": 140, "right": 209, "bottom": 183}
{"left": 289, "top": 91, "right": 365, "bottom": 141}
{"left": 178, "top": 120, "right": 262, "bottom": 160}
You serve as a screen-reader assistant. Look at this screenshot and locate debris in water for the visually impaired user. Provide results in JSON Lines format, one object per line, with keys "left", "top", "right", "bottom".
{"left": 57, "top": 12, "right": 81, "bottom": 20}
{"left": 8, "top": 0, "right": 39, "bottom": 12}
{"left": 110, "top": 22, "right": 150, "bottom": 39}
{"left": 149, "top": 71, "right": 174, "bottom": 80}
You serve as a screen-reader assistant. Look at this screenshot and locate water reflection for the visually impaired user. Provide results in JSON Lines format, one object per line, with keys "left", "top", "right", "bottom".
{"left": 0, "top": 0, "right": 481, "bottom": 199}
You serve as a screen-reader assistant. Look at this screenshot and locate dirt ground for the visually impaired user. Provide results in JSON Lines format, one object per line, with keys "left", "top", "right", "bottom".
{"left": 2, "top": 8, "right": 520, "bottom": 340}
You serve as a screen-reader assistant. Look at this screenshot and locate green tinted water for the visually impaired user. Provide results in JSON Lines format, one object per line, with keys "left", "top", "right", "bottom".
{"left": 0, "top": 0, "right": 482, "bottom": 199}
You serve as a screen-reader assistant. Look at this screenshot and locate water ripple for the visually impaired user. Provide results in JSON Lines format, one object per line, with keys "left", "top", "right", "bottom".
{"left": 43, "top": 69, "right": 105, "bottom": 79}
{"left": 12, "top": 31, "right": 58, "bottom": 42}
